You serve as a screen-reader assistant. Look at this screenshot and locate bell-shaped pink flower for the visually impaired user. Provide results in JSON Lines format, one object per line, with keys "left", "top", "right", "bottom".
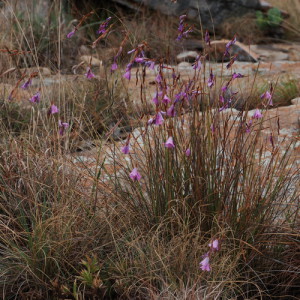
{"left": 164, "top": 137, "right": 175, "bottom": 149}
{"left": 208, "top": 239, "right": 219, "bottom": 251}
{"left": 253, "top": 109, "right": 263, "bottom": 119}
{"left": 111, "top": 62, "right": 118, "bottom": 71}
{"left": 21, "top": 79, "right": 32, "bottom": 90}
{"left": 130, "top": 168, "right": 141, "bottom": 181}
{"left": 167, "top": 104, "right": 176, "bottom": 117}
{"left": 121, "top": 144, "right": 130, "bottom": 154}
{"left": 200, "top": 254, "right": 210, "bottom": 272}
{"left": 155, "top": 112, "right": 164, "bottom": 125}
{"left": 162, "top": 95, "right": 171, "bottom": 104}
{"left": 48, "top": 104, "right": 59, "bottom": 115}
{"left": 185, "top": 148, "right": 191, "bottom": 156}
{"left": 58, "top": 120, "right": 69, "bottom": 136}
{"left": 85, "top": 67, "right": 95, "bottom": 79}
{"left": 67, "top": 29, "right": 76, "bottom": 38}
{"left": 29, "top": 92, "right": 41, "bottom": 103}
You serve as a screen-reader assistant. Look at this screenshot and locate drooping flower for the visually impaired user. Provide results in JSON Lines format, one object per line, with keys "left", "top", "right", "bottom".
{"left": 220, "top": 95, "right": 225, "bottom": 103}
{"left": 123, "top": 63, "right": 133, "bottom": 80}
{"left": 185, "top": 148, "right": 191, "bottom": 156}
{"left": 146, "top": 61, "right": 155, "bottom": 70}
{"left": 21, "top": 79, "right": 32, "bottom": 90}
{"left": 208, "top": 239, "right": 220, "bottom": 251}
{"left": 167, "top": 104, "right": 176, "bottom": 117}
{"left": 162, "top": 95, "right": 171, "bottom": 104}
{"left": 123, "top": 70, "right": 131, "bottom": 80}
{"left": 67, "top": 29, "right": 76, "bottom": 38}
{"left": 232, "top": 72, "right": 244, "bottom": 79}
{"left": 205, "top": 30, "right": 211, "bottom": 46}
{"left": 176, "top": 15, "right": 186, "bottom": 41}
{"left": 193, "top": 55, "right": 202, "bottom": 70}
{"left": 127, "top": 48, "right": 136, "bottom": 55}
{"left": 246, "top": 120, "right": 253, "bottom": 133}
{"left": 29, "top": 92, "right": 41, "bottom": 103}
{"left": 97, "top": 17, "right": 112, "bottom": 35}
{"left": 221, "top": 85, "right": 228, "bottom": 92}
{"left": 200, "top": 254, "right": 210, "bottom": 272}
{"left": 152, "top": 92, "right": 159, "bottom": 106}
{"left": 207, "top": 70, "right": 215, "bottom": 88}
{"left": 156, "top": 73, "right": 162, "bottom": 83}
{"left": 111, "top": 61, "right": 118, "bottom": 71}
{"left": 155, "top": 111, "right": 164, "bottom": 125}
{"left": 85, "top": 67, "right": 95, "bottom": 79}
{"left": 224, "top": 35, "right": 236, "bottom": 56}
{"left": 48, "top": 104, "right": 59, "bottom": 115}
{"left": 121, "top": 144, "right": 130, "bottom": 154}
{"left": 253, "top": 109, "right": 263, "bottom": 119}
{"left": 135, "top": 57, "right": 147, "bottom": 63}
{"left": 261, "top": 90, "right": 273, "bottom": 106}
{"left": 58, "top": 120, "right": 69, "bottom": 136}
{"left": 164, "top": 136, "right": 175, "bottom": 148}
{"left": 129, "top": 167, "right": 141, "bottom": 181}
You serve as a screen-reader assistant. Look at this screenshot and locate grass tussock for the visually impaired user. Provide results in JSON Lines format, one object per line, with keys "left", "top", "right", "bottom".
{"left": 0, "top": 1, "right": 299, "bottom": 299}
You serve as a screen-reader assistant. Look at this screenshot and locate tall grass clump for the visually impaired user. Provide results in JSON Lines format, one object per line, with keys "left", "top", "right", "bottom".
{"left": 0, "top": 1, "right": 299, "bottom": 299}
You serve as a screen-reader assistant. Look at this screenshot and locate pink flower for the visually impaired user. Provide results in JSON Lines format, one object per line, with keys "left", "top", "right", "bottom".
{"left": 224, "top": 35, "right": 236, "bottom": 56}
{"left": 121, "top": 144, "right": 130, "bottom": 154}
{"left": 253, "top": 109, "right": 263, "bottom": 119}
{"left": 208, "top": 239, "right": 219, "bottom": 251}
{"left": 155, "top": 112, "right": 164, "bottom": 125}
{"left": 123, "top": 70, "right": 131, "bottom": 80}
{"left": 111, "top": 62, "right": 118, "bottom": 71}
{"left": 123, "top": 63, "right": 133, "bottom": 80}
{"left": 185, "top": 148, "right": 191, "bottom": 156}
{"left": 152, "top": 93, "right": 159, "bottom": 105}
{"left": 162, "top": 95, "right": 171, "bottom": 104}
{"left": 29, "top": 92, "right": 41, "bottom": 103}
{"left": 207, "top": 70, "right": 215, "bottom": 88}
{"left": 21, "top": 79, "right": 31, "bottom": 90}
{"left": 167, "top": 104, "right": 176, "bottom": 117}
{"left": 261, "top": 91, "right": 273, "bottom": 106}
{"left": 200, "top": 255, "right": 210, "bottom": 272}
{"left": 205, "top": 30, "right": 211, "bottom": 46}
{"left": 48, "top": 104, "right": 59, "bottom": 115}
{"left": 85, "top": 67, "right": 95, "bottom": 79}
{"left": 67, "top": 30, "right": 76, "bottom": 38}
{"left": 58, "top": 120, "right": 69, "bottom": 136}
{"left": 156, "top": 73, "right": 162, "bottom": 83}
{"left": 97, "top": 17, "right": 111, "bottom": 35}
{"left": 130, "top": 168, "right": 141, "bottom": 181}
{"left": 232, "top": 72, "right": 244, "bottom": 79}
{"left": 164, "top": 137, "right": 175, "bottom": 149}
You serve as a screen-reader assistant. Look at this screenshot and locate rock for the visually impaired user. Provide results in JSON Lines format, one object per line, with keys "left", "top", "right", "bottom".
{"left": 20, "top": 67, "right": 52, "bottom": 76}
{"left": 177, "top": 51, "right": 198, "bottom": 63}
{"left": 112, "top": 0, "right": 261, "bottom": 29}
{"left": 80, "top": 55, "right": 103, "bottom": 67}
{"left": 209, "top": 40, "right": 259, "bottom": 62}
{"left": 291, "top": 98, "right": 300, "bottom": 106}
{"left": 250, "top": 45, "right": 289, "bottom": 61}
{"left": 177, "top": 61, "right": 192, "bottom": 70}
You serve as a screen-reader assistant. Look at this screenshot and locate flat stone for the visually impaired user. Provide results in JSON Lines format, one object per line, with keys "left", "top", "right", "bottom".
{"left": 250, "top": 45, "right": 289, "bottom": 61}
{"left": 209, "top": 40, "right": 259, "bottom": 62}
{"left": 291, "top": 98, "right": 300, "bottom": 106}
{"left": 177, "top": 51, "right": 198, "bottom": 63}
{"left": 20, "top": 67, "right": 52, "bottom": 76}
{"left": 80, "top": 55, "right": 103, "bottom": 67}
